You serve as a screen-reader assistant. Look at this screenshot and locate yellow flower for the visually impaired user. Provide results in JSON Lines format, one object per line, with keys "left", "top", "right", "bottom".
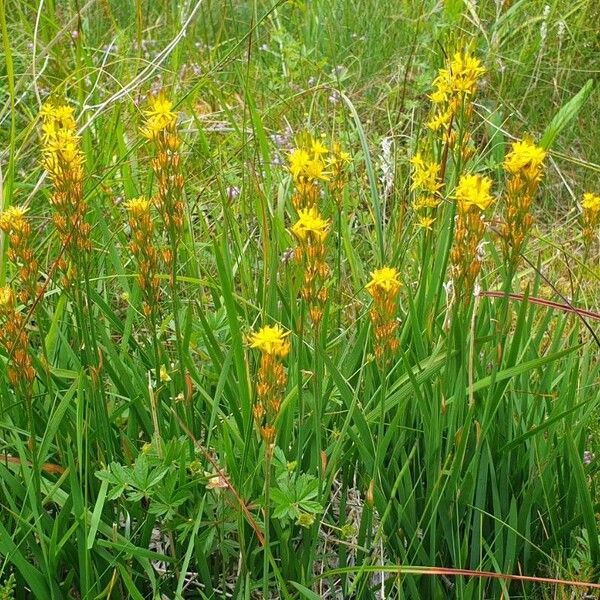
{"left": 0, "top": 206, "right": 28, "bottom": 233}
{"left": 504, "top": 139, "right": 546, "bottom": 177}
{"left": 417, "top": 215, "right": 436, "bottom": 230}
{"left": 291, "top": 207, "right": 330, "bottom": 242}
{"left": 288, "top": 148, "right": 311, "bottom": 179}
{"left": 582, "top": 192, "right": 600, "bottom": 214}
{"left": 249, "top": 324, "right": 291, "bottom": 357}
{"left": 40, "top": 103, "right": 77, "bottom": 134}
{"left": 311, "top": 139, "right": 329, "bottom": 156}
{"left": 430, "top": 70, "right": 453, "bottom": 104}
{"left": 410, "top": 153, "right": 442, "bottom": 194}
{"left": 0, "top": 286, "right": 15, "bottom": 311}
{"left": 141, "top": 94, "right": 178, "bottom": 139}
{"left": 160, "top": 365, "right": 171, "bottom": 383}
{"left": 330, "top": 142, "right": 351, "bottom": 164}
{"left": 448, "top": 51, "right": 485, "bottom": 95}
{"left": 304, "top": 158, "right": 328, "bottom": 181}
{"left": 455, "top": 173, "right": 494, "bottom": 211}
{"left": 427, "top": 108, "right": 453, "bottom": 131}
{"left": 413, "top": 196, "right": 439, "bottom": 210}
{"left": 429, "top": 50, "right": 484, "bottom": 105}
{"left": 125, "top": 196, "right": 152, "bottom": 217}
{"left": 365, "top": 267, "right": 401, "bottom": 295}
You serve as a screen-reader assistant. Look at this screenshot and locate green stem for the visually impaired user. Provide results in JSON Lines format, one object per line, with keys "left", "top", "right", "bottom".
{"left": 262, "top": 447, "right": 273, "bottom": 598}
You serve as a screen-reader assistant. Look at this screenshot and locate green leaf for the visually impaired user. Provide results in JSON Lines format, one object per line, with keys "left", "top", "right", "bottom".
{"left": 540, "top": 79, "right": 594, "bottom": 149}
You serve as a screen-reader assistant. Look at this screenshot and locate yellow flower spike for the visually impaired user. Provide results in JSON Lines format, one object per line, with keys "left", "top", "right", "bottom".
{"left": 0, "top": 205, "right": 38, "bottom": 303}
{"left": 141, "top": 94, "right": 186, "bottom": 243}
{"left": 0, "top": 286, "right": 15, "bottom": 311}
{"left": 427, "top": 108, "right": 453, "bottom": 131}
{"left": 248, "top": 325, "right": 291, "bottom": 358}
{"left": 311, "top": 139, "right": 329, "bottom": 156}
{"left": 581, "top": 192, "right": 600, "bottom": 249}
{"left": 448, "top": 51, "right": 485, "bottom": 95}
{"left": 501, "top": 138, "right": 546, "bottom": 261}
{"left": 125, "top": 196, "right": 152, "bottom": 217}
{"left": 454, "top": 173, "right": 494, "bottom": 212}
{"left": 366, "top": 267, "right": 401, "bottom": 296}
{"left": 291, "top": 207, "right": 330, "bottom": 242}
{"left": 124, "top": 195, "right": 161, "bottom": 316}
{"left": 417, "top": 215, "right": 436, "bottom": 230}
{"left": 582, "top": 192, "right": 600, "bottom": 213}
{"left": 413, "top": 196, "right": 439, "bottom": 211}
{"left": 141, "top": 94, "right": 178, "bottom": 139}
{"left": 410, "top": 153, "right": 442, "bottom": 194}
{"left": 40, "top": 100, "right": 90, "bottom": 286}
{"left": 249, "top": 324, "right": 290, "bottom": 445}
{"left": 0, "top": 285, "right": 35, "bottom": 391}
{"left": 365, "top": 266, "right": 401, "bottom": 366}
{"left": 504, "top": 139, "right": 547, "bottom": 179}
{"left": 304, "top": 158, "right": 328, "bottom": 182}
{"left": 288, "top": 148, "right": 311, "bottom": 179}
{"left": 0, "top": 206, "right": 28, "bottom": 233}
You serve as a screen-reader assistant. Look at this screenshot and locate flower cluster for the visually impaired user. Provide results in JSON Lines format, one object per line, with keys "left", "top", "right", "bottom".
{"left": 287, "top": 136, "right": 329, "bottom": 209}
{"left": 40, "top": 102, "right": 90, "bottom": 282}
{"left": 0, "top": 287, "right": 35, "bottom": 396}
{"left": 142, "top": 94, "right": 185, "bottom": 255}
{"left": 365, "top": 267, "right": 401, "bottom": 367}
{"left": 501, "top": 138, "right": 546, "bottom": 261}
{"left": 125, "top": 197, "right": 161, "bottom": 317}
{"left": 581, "top": 192, "right": 600, "bottom": 248}
{"left": 451, "top": 173, "right": 494, "bottom": 297}
{"left": 326, "top": 142, "right": 352, "bottom": 206}
{"left": 0, "top": 206, "right": 38, "bottom": 303}
{"left": 291, "top": 207, "right": 330, "bottom": 325}
{"left": 287, "top": 136, "right": 352, "bottom": 210}
{"left": 249, "top": 324, "right": 290, "bottom": 445}
{"left": 427, "top": 49, "right": 485, "bottom": 156}
{"left": 410, "top": 151, "right": 443, "bottom": 230}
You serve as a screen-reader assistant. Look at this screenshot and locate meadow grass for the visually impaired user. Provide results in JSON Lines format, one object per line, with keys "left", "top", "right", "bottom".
{"left": 0, "top": 0, "right": 599, "bottom": 598}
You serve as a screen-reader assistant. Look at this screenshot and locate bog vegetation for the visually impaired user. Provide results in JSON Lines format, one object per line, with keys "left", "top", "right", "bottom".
{"left": 0, "top": 0, "right": 599, "bottom": 598}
